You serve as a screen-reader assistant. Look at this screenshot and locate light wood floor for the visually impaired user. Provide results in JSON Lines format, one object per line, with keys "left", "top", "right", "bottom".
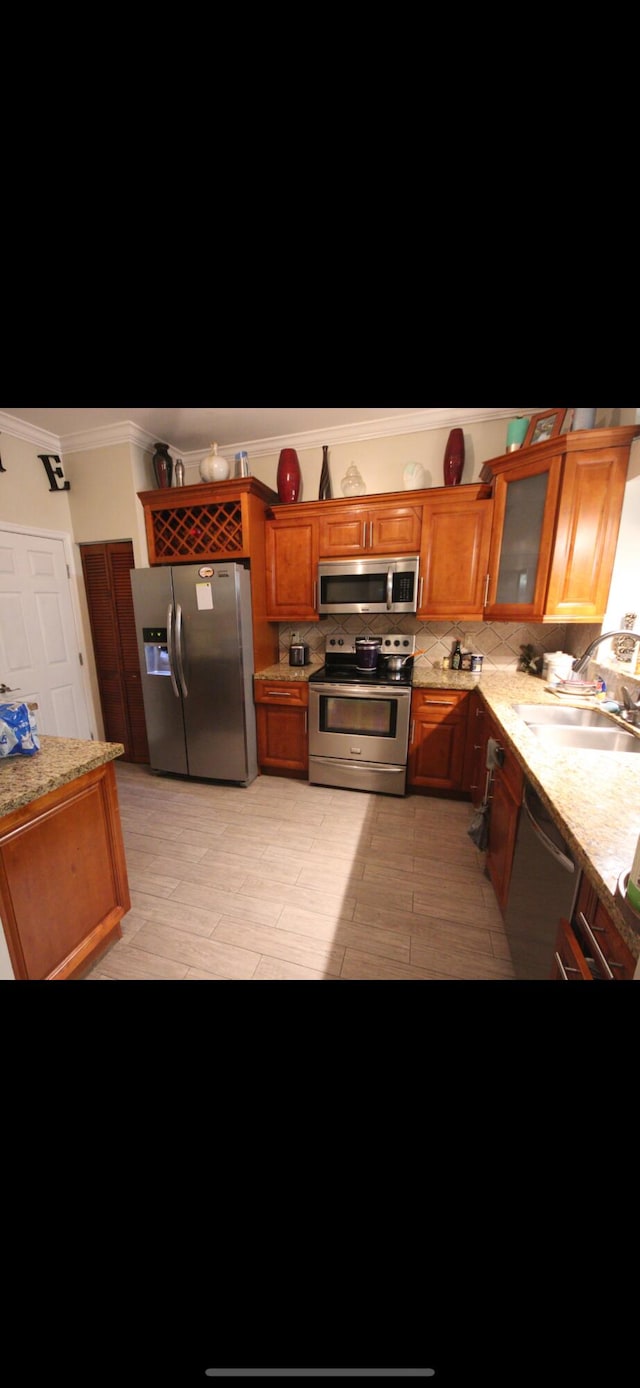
{"left": 84, "top": 762, "right": 516, "bottom": 980}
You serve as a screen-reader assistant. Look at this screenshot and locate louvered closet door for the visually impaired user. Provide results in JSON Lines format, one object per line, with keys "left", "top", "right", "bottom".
{"left": 80, "top": 541, "right": 149, "bottom": 763}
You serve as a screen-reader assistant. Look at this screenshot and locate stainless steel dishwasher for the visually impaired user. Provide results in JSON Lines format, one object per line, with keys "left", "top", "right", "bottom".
{"left": 503, "top": 778, "right": 579, "bottom": 979}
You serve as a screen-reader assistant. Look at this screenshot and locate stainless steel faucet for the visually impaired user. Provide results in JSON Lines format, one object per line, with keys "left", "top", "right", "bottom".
{"left": 571, "top": 630, "right": 639, "bottom": 675}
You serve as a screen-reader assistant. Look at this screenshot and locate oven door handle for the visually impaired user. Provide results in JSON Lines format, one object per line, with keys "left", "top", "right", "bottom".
{"left": 311, "top": 683, "right": 411, "bottom": 697}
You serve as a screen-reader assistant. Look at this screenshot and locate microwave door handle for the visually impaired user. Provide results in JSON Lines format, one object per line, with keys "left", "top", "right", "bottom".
{"left": 386, "top": 567, "right": 393, "bottom": 610}
{"left": 174, "top": 602, "right": 188, "bottom": 697}
{"left": 166, "top": 603, "right": 180, "bottom": 698}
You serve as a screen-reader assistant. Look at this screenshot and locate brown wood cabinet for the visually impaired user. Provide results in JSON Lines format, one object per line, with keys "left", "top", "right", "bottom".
{"left": 418, "top": 485, "right": 493, "bottom": 620}
{"left": 264, "top": 513, "right": 319, "bottom": 621}
{"left": 551, "top": 917, "right": 594, "bottom": 980}
{"left": 137, "top": 477, "right": 278, "bottom": 565}
{"left": 565, "top": 873, "right": 637, "bottom": 980}
{"left": 462, "top": 689, "right": 487, "bottom": 801}
{"left": 80, "top": 540, "right": 149, "bottom": 763}
{"left": 137, "top": 477, "right": 278, "bottom": 674}
{"left": 481, "top": 425, "right": 639, "bottom": 623}
{"left": 407, "top": 688, "right": 470, "bottom": 792}
{"left": 481, "top": 709, "right": 524, "bottom": 912}
{"left": 0, "top": 759, "right": 130, "bottom": 980}
{"left": 318, "top": 500, "right": 422, "bottom": 556}
{"left": 254, "top": 678, "right": 309, "bottom": 776}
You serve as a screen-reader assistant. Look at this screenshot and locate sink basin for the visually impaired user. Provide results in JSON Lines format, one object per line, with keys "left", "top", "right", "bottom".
{"left": 528, "top": 725, "right": 640, "bottom": 753}
{"left": 510, "top": 702, "right": 640, "bottom": 753}
{"left": 511, "top": 703, "right": 619, "bottom": 728}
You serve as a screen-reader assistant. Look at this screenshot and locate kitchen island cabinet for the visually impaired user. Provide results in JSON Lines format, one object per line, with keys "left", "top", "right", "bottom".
{"left": 0, "top": 737, "right": 130, "bottom": 979}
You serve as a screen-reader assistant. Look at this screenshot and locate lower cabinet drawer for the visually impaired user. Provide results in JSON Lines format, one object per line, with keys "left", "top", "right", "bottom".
{"left": 551, "top": 918, "right": 594, "bottom": 980}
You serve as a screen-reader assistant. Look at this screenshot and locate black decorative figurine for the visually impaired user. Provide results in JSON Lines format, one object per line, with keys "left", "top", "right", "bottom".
{"left": 319, "top": 444, "right": 331, "bottom": 500}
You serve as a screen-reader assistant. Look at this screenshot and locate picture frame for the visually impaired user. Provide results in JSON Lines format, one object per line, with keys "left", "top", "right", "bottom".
{"left": 523, "top": 408, "right": 567, "bottom": 447}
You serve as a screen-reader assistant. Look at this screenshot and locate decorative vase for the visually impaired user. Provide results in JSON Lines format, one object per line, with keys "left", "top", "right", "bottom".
{"left": 341, "top": 464, "right": 365, "bottom": 496}
{"left": 319, "top": 444, "right": 332, "bottom": 500}
{"left": 571, "top": 407, "right": 597, "bottom": 431}
{"left": 277, "top": 448, "right": 302, "bottom": 503}
{"left": 403, "top": 461, "right": 426, "bottom": 490}
{"left": 443, "top": 428, "right": 464, "bottom": 486}
{"left": 152, "top": 442, "right": 173, "bottom": 489}
{"left": 199, "top": 442, "right": 230, "bottom": 482}
{"left": 506, "top": 417, "right": 529, "bottom": 452}
{"left": 174, "top": 458, "right": 185, "bottom": 486}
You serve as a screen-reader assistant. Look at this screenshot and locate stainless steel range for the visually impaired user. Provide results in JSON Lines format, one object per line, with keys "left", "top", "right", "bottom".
{"left": 308, "top": 631, "right": 415, "bottom": 796}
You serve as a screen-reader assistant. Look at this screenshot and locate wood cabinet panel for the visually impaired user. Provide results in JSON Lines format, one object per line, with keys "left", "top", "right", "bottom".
{"left": 0, "top": 761, "right": 130, "bottom": 980}
{"left": 545, "top": 447, "right": 629, "bottom": 620}
{"left": 418, "top": 488, "right": 493, "bottom": 619}
{"left": 482, "top": 426, "right": 639, "bottom": 623}
{"left": 254, "top": 680, "right": 309, "bottom": 775}
{"left": 551, "top": 917, "right": 594, "bottom": 980}
{"left": 407, "top": 689, "right": 469, "bottom": 791}
{"left": 318, "top": 503, "right": 422, "bottom": 556}
{"left": 265, "top": 517, "right": 319, "bottom": 620}
{"left": 572, "top": 873, "right": 636, "bottom": 980}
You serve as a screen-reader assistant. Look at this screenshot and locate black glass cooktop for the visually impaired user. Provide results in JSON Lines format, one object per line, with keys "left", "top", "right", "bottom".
{"left": 309, "top": 661, "right": 413, "bottom": 686}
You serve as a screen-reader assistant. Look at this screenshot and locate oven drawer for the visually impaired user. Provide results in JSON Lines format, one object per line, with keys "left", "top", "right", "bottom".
{"left": 309, "top": 755, "right": 407, "bottom": 797}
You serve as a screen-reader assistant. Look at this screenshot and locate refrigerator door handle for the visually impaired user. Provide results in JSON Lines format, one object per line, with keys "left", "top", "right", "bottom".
{"left": 166, "top": 603, "right": 181, "bottom": 698}
{"left": 174, "top": 602, "right": 188, "bottom": 697}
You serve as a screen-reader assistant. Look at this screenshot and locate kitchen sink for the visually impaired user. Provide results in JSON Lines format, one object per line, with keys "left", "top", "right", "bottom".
{"left": 511, "top": 702, "right": 640, "bottom": 753}
{"left": 527, "top": 725, "right": 640, "bottom": 752}
{"left": 511, "top": 703, "right": 620, "bottom": 728}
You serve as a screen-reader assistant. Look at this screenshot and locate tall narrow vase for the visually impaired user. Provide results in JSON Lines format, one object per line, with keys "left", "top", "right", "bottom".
{"left": 277, "top": 448, "right": 302, "bottom": 503}
{"left": 443, "top": 428, "right": 464, "bottom": 486}
{"left": 152, "top": 442, "right": 173, "bottom": 489}
{"left": 319, "top": 444, "right": 332, "bottom": 500}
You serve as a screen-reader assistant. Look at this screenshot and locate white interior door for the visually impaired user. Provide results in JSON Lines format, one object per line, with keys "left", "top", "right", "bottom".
{"left": 0, "top": 527, "right": 92, "bottom": 740}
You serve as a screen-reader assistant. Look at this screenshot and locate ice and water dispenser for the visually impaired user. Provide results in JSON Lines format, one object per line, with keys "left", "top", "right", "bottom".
{"left": 142, "top": 627, "right": 171, "bottom": 676}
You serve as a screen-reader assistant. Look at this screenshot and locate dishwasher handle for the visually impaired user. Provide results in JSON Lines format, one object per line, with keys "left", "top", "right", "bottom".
{"left": 522, "top": 786, "right": 575, "bottom": 874}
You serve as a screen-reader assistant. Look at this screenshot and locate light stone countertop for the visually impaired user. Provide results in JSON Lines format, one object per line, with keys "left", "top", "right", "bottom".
{"left": 253, "top": 662, "right": 640, "bottom": 958}
{"left": 0, "top": 736, "right": 125, "bottom": 818}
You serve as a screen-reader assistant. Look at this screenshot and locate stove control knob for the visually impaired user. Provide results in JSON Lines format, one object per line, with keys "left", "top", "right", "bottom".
{"left": 394, "top": 639, "right": 400, "bottom": 647}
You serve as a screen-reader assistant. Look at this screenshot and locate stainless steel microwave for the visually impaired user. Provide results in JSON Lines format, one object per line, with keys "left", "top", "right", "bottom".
{"left": 317, "top": 554, "right": 420, "bottom": 615}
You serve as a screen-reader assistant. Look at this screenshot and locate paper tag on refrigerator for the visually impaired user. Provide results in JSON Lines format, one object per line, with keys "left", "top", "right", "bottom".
{"left": 195, "top": 582, "right": 213, "bottom": 610}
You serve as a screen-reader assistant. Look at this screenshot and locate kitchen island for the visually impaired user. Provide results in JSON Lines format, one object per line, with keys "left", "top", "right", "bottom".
{"left": 0, "top": 736, "right": 130, "bottom": 980}
{"left": 254, "top": 661, "right": 640, "bottom": 964}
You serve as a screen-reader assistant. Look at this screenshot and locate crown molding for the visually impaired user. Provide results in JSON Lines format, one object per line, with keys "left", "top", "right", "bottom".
{"left": 180, "top": 408, "right": 540, "bottom": 464}
{"left": 0, "top": 407, "right": 541, "bottom": 459}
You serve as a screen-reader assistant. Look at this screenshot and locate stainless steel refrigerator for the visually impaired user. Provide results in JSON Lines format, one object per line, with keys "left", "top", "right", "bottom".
{"left": 130, "top": 561, "right": 258, "bottom": 784}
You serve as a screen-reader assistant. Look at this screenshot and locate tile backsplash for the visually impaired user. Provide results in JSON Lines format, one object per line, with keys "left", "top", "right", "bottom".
{"left": 277, "top": 617, "right": 580, "bottom": 672}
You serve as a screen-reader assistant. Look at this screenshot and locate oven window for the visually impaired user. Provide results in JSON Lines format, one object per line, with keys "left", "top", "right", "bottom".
{"left": 320, "top": 694, "right": 398, "bottom": 738}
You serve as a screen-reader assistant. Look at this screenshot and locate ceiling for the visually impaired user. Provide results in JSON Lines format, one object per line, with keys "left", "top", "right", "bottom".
{"left": 0, "top": 405, "right": 439, "bottom": 456}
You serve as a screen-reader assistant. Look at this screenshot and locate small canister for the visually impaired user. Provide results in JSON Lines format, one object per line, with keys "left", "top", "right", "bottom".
{"left": 471, "top": 654, "right": 483, "bottom": 672}
{"left": 235, "top": 451, "right": 250, "bottom": 477}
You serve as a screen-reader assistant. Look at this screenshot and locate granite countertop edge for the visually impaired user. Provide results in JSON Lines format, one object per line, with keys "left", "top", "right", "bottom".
{"left": 253, "top": 663, "right": 640, "bottom": 960}
{"left": 0, "top": 737, "right": 125, "bottom": 818}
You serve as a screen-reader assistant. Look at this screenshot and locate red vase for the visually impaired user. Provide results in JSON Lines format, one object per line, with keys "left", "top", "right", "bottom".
{"left": 443, "top": 427, "right": 465, "bottom": 486}
{"left": 277, "top": 448, "right": 301, "bottom": 503}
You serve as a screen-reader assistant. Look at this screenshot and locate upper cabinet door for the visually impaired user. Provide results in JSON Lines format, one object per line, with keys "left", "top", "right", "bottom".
{"left": 265, "top": 515, "right": 319, "bottom": 621}
{"left": 482, "top": 428, "right": 638, "bottom": 624}
{"left": 484, "top": 453, "right": 562, "bottom": 622}
{"left": 318, "top": 503, "right": 422, "bottom": 556}
{"left": 544, "top": 446, "right": 629, "bottom": 621}
{"left": 418, "top": 488, "right": 493, "bottom": 620}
